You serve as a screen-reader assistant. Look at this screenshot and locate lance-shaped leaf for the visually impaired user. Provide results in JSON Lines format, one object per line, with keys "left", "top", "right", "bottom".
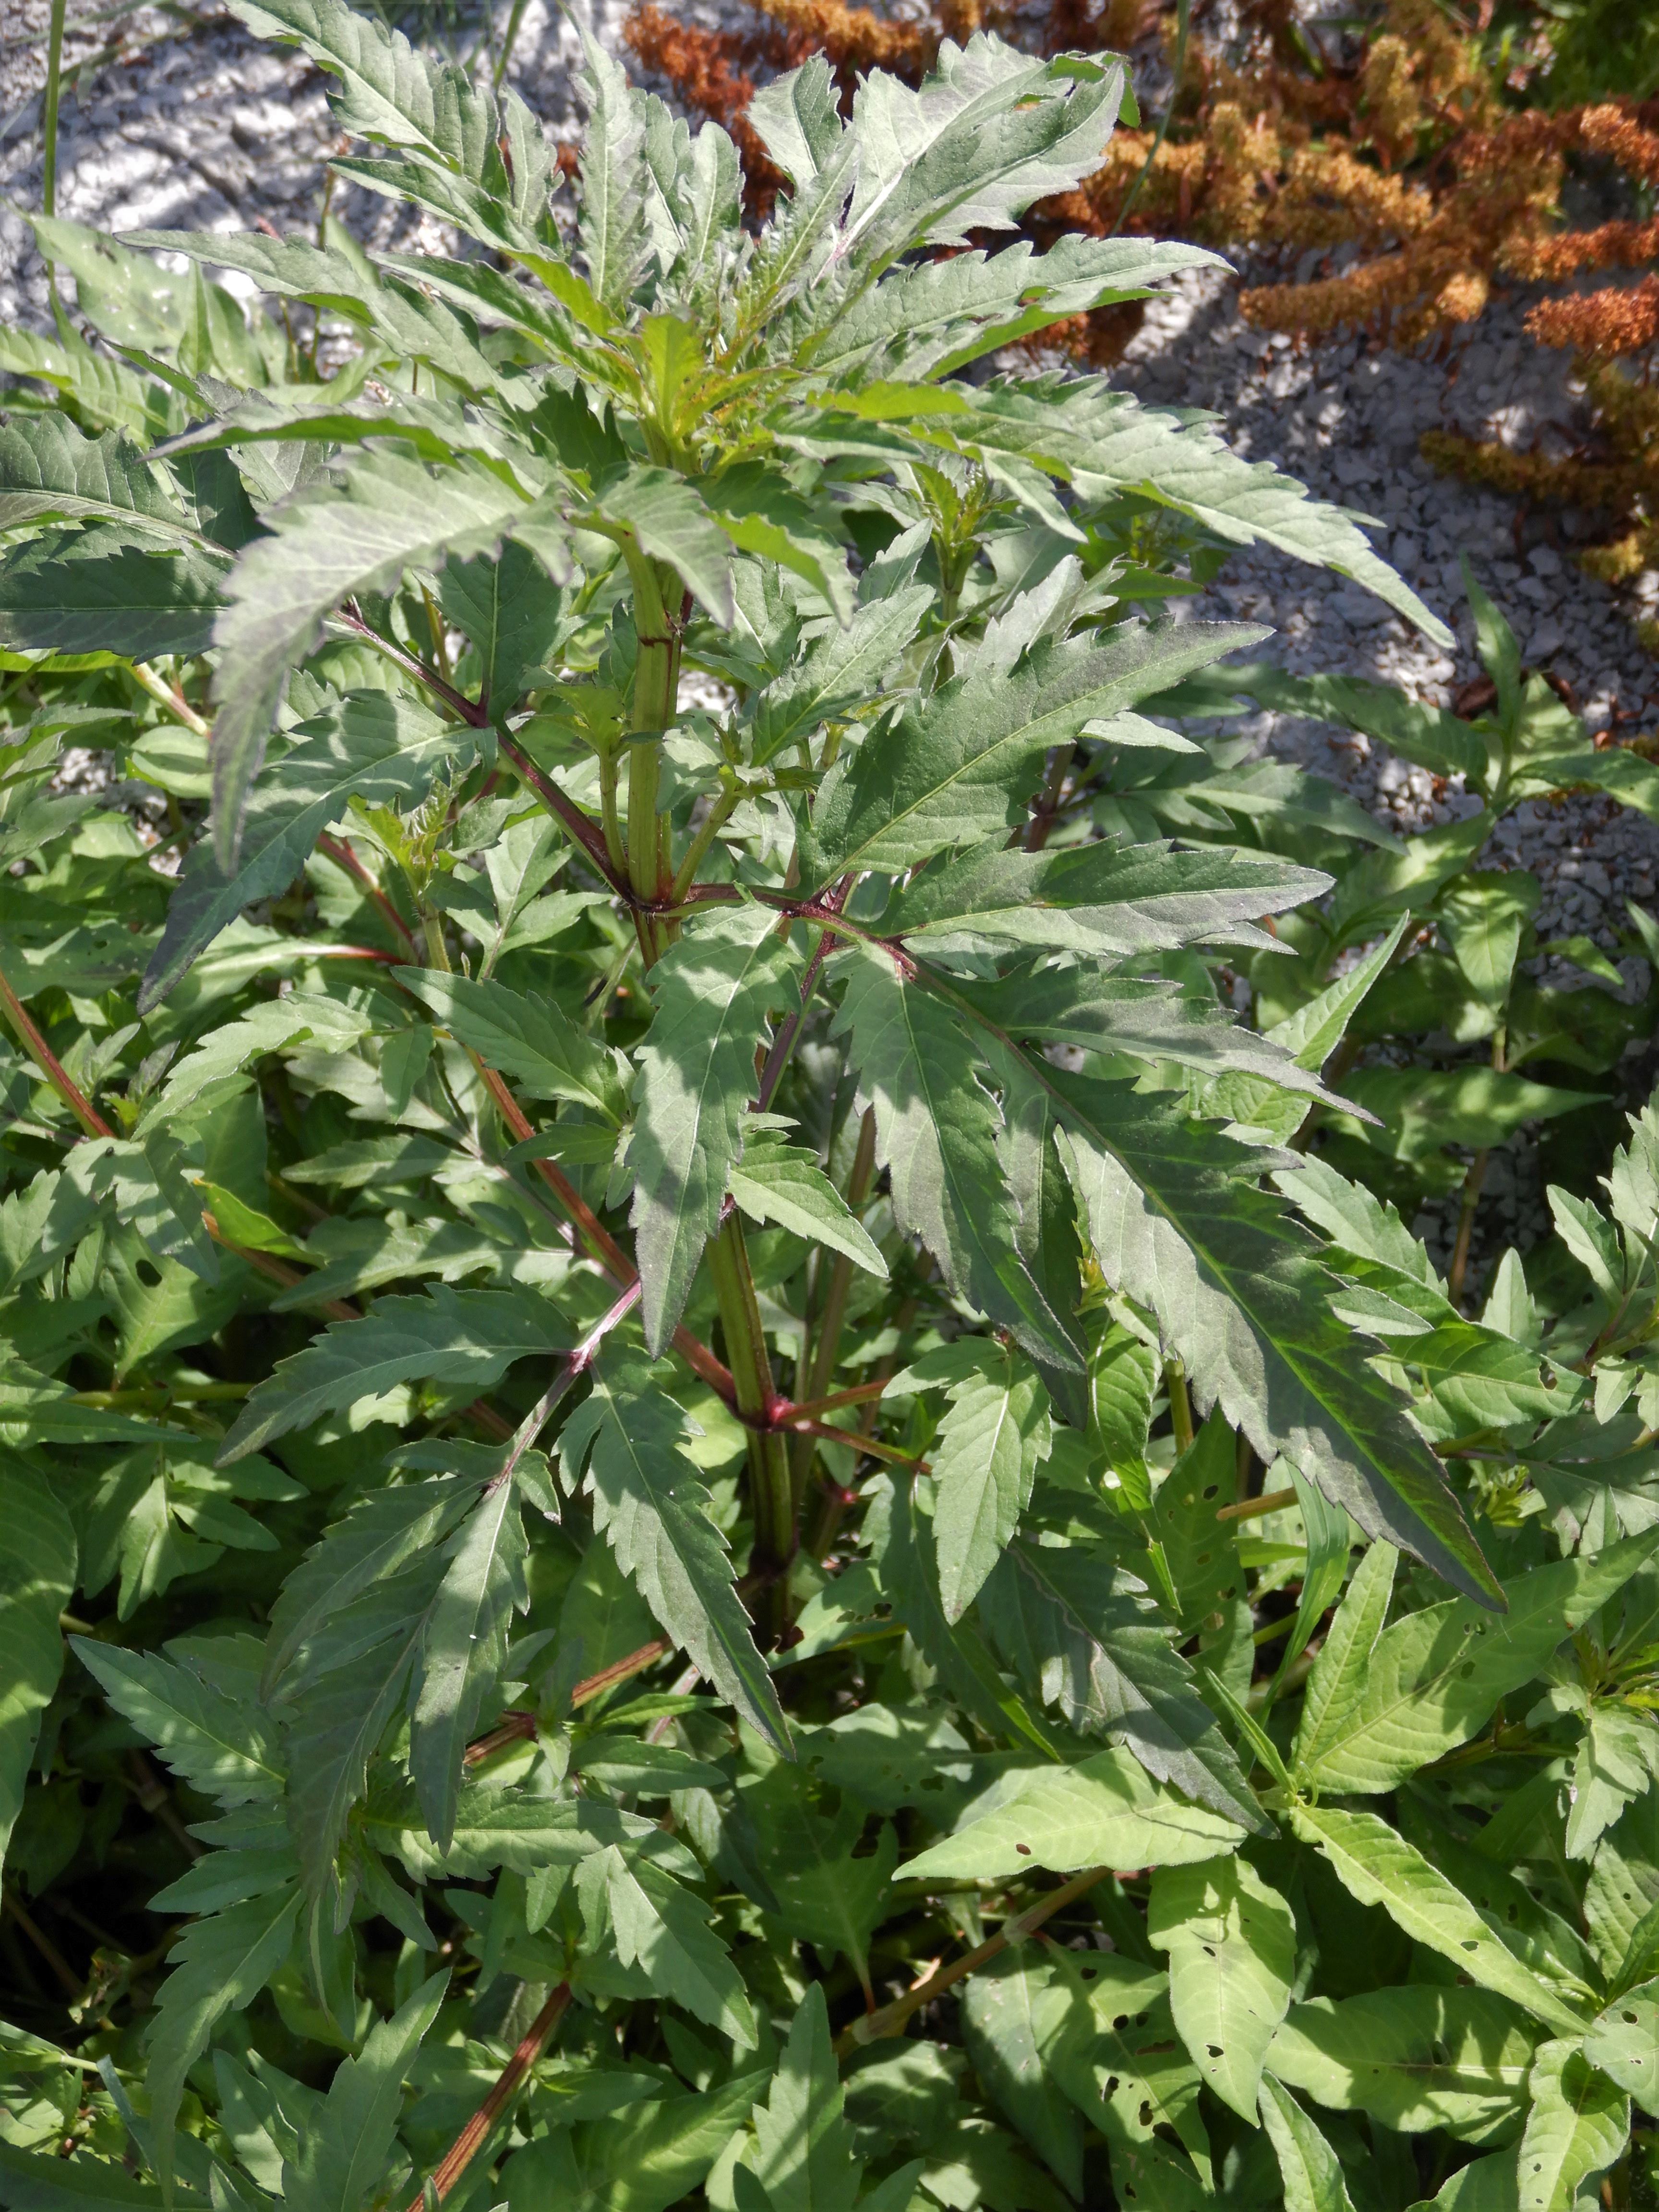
{"left": 893, "top": 1343, "right": 1051, "bottom": 1621}
{"left": 559, "top": 1359, "right": 788, "bottom": 1748}
{"left": 1289, "top": 1802, "right": 1587, "bottom": 2034}
{"left": 1149, "top": 1854, "right": 1296, "bottom": 2121}
{"left": 813, "top": 233, "right": 1225, "bottom": 385}
{"left": 962, "top": 1954, "right": 1085, "bottom": 2200}
{"left": 1258, "top": 2078, "right": 1357, "bottom": 2212}
{"left": 282, "top": 1565, "right": 445, "bottom": 1893}
{"left": 264, "top": 1475, "right": 479, "bottom": 1695}
{"left": 1045, "top": 1070, "right": 1497, "bottom": 1604}
{"left": 745, "top": 585, "right": 931, "bottom": 765}
{"left": 228, "top": 0, "right": 505, "bottom": 170}
{"left": 727, "top": 1130, "right": 886, "bottom": 1275}
{"left": 874, "top": 1476, "right": 1062, "bottom": 1758}
{"left": 147, "top": 1884, "right": 303, "bottom": 2200}
{"left": 928, "top": 377, "right": 1452, "bottom": 644}
{"left": 744, "top": 1984, "right": 860, "bottom": 2212}
{"left": 883, "top": 838, "right": 1329, "bottom": 955}
{"left": 1515, "top": 2040, "right": 1628, "bottom": 2212}
{"left": 409, "top": 1473, "right": 530, "bottom": 1852}
{"left": 832, "top": 942, "right": 1082, "bottom": 1374}
{"left": 209, "top": 448, "right": 557, "bottom": 865}
{"left": 577, "top": 1844, "right": 757, "bottom": 2046}
{"left": 72, "top": 1641, "right": 283, "bottom": 1806}
{"left": 572, "top": 13, "right": 650, "bottom": 310}
{"left": 142, "top": 691, "right": 480, "bottom": 1010}
{"left": 832, "top": 41, "right": 1128, "bottom": 276}
{"left": 1267, "top": 1988, "right": 1539, "bottom": 2143}
{"left": 280, "top": 1972, "right": 448, "bottom": 2212}
{"left": 903, "top": 1744, "right": 1246, "bottom": 1880}
{"left": 399, "top": 968, "right": 624, "bottom": 1122}
{"left": 1299, "top": 1528, "right": 1659, "bottom": 1797}
{"left": 977, "top": 1537, "right": 1266, "bottom": 1831}
{"left": 219, "top": 1285, "right": 567, "bottom": 1462}
{"left": 594, "top": 465, "right": 736, "bottom": 625}
{"left": 630, "top": 905, "right": 801, "bottom": 1352}
{"left": 0, "top": 1459, "right": 77, "bottom": 1876}
{"left": 802, "top": 618, "right": 1264, "bottom": 886}
{"left": 0, "top": 528, "right": 228, "bottom": 658}
{"left": 963, "top": 968, "right": 1339, "bottom": 1102}
{"left": 0, "top": 414, "right": 194, "bottom": 537}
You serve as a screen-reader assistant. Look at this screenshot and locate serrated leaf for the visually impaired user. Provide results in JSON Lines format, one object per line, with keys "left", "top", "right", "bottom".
{"left": 559, "top": 1360, "right": 787, "bottom": 1748}
{"left": 727, "top": 1133, "right": 886, "bottom": 1275}
{"left": 147, "top": 1885, "right": 303, "bottom": 2200}
{"left": 883, "top": 838, "right": 1328, "bottom": 955}
{"left": 737, "top": 1764, "right": 897, "bottom": 1991}
{"left": 71, "top": 1640, "right": 282, "bottom": 1805}
{"left": 0, "top": 1458, "right": 77, "bottom": 1876}
{"left": 149, "top": 991, "right": 375, "bottom": 1118}
{"left": 873, "top": 1477, "right": 1061, "bottom": 1758}
{"left": 142, "top": 692, "right": 479, "bottom": 1009}
{"left": 903, "top": 1744, "right": 1245, "bottom": 1880}
{"left": 409, "top": 1475, "right": 529, "bottom": 1852}
{"left": 1048, "top": 1070, "right": 1496, "bottom": 1604}
{"left": 209, "top": 449, "right": 545, "bottom": 864}
{"left": 933, "top": 377, "right": 1452, "bottom": 644}
{"left": 926, "top": 1345, "right": 1051, "bottom": 1622}
{"left": 978, "top": 1537, "right": 1266, "bottom": 1831}
{"left": 595, "top": 466, "right": 734, "bottom": 626}
{"left": 832, "top": 943, "right": 1081, "bottom": 1374}
{"left": 280, "top": 1972, "right": 447, "bottom": 2212}
{"left": 219, "top": 1285, "right": 566, "bottom": 1462}
{"left": 0, "top": 415, "right": 192, "bottom": 538}
{"left": 746, "top": 587, "right": 930, "bottom": 765}
{"left": 1149, "top": 1854, "right": 1295, "bottom": 2120}
{"left": 438, "top": 540, "right": 572, "bottom": 719}
{"left": 1289, "top": 1802, "right": 1587, "bottom": 2033}
{"left": 745, "top": 1983, "right": 859, "bottom": 2212}
{"left": 399, "top": 967, "right": 622, "bottom": 1121}
{"left": 1299, "top": 1530, "right": 1659, "bottom": 1795}
{"left": 0, "top": 528, "right": 227, "bottom": 658}
{"left": 500, "top": 2072, "right": 770, "bottom": 2212}
{"left": 630, "top": 905, "right": 800, "bottom": 1352}
{"left": 579, "top": 1845, "right": 757, "bottom": 2046}
{"left": 803, "top": 619, "right": 1262, "bottom": 886}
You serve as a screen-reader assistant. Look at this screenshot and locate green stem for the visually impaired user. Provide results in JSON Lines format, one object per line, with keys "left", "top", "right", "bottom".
{"left": 421, "top": 909, "right": 452, "bottom": 974}
{"left": 707, "top": 1214, "right": 794, "bottom": 1636}
{"left": 669, "top": 776, "right": 741, "bottom": 906}
{"left": 1165, "top": 1358, "right": 1195, "bottom": 1453}
{"left": 1106, "top": 0, "right": 1191, "bottom": 239}
{"left": 626, "top": 556, "right": 679, "bottom": 945}
{"left": 41, "top": 0, "right": 67, "bottom": 225}
{"left": 599, "top": 742, "right": 627, "bottom": 882}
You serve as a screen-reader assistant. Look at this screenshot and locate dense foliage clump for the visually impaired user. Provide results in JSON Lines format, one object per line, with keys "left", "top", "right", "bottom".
{"left": 4, "top": 8, "right": 1659, "bottom": 2212}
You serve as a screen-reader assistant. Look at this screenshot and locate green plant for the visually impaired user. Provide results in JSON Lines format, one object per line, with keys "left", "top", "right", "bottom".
{"left": 4, "top": 9, "right": 1659, "bottom": 2212}
{"left": 1108, "top": 566, "right": 1659, "bottom": 1297}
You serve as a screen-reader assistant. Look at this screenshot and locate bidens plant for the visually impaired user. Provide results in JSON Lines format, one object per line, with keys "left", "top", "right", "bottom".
{"left": 3, "top": 7, "right": 1659, "bottom": 2211}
